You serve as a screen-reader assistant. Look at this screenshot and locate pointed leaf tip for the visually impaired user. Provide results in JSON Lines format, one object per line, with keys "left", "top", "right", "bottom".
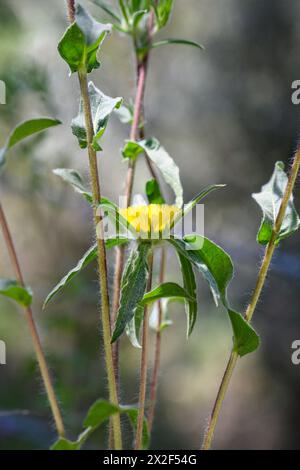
{"left": 72, "top": 81, "right": 122, "bottom": 149}
{"left": 228, "top": 310, "right": 260, "bottom": 357}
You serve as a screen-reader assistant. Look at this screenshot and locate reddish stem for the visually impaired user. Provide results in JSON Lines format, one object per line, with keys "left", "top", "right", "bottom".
{"left": 148, "top": 246, "right": 166, "bottom": 434}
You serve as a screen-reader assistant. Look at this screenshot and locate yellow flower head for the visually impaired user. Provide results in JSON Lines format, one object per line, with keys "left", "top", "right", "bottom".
{"left": 119, "top": 204, "right": 181, "bottom": 237}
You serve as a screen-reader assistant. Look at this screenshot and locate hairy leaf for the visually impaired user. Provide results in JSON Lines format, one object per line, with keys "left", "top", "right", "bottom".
{"left": 124, "top": 138, "right": 183, "bottom": 207}
{"left": 57, "top": 22, "right": 85, "bottom": 74}
{"left": 228, "top": 310, "right": 260, "bottom": 357}
{"left": 252, "top": 161, "right": 300, "bottom": 245}
{"left": 0, "top": 279, "right": 32, "bottom": 308}
{"left": 120, "top": 405, "right": 149, "bottom": 450}
{"left": 112, "top": 243, "right": 150, "bottom": 342}
{"left": 43, "top": 238, "right": 128, "bottom": 308}
{"left": 72, "top": 81, "right": 122, "bottom": 150}
{"left": 52, "top": 399, "right": 149, "bottom": 450}
{"left": 0, "top": 118, "right": 61, "bottom": 168}
{"left": 53, "top": 168, "right": 92, "bottom": 203}
{"left": 84, "top": 399, "right": 120, "bottom": 428}
{"left": 177, "top": 254, "right": 198, "bottom": 336}
{"left": 51, "top": 429, "right": 91, "bottom": 451}
{"left": 169, "top": 235, "right": 233, "bottom": 307}
{"left": 126, "top": 304, "right": 144, "bottom": 348}
{"left": 58, "top": 4, "right": 112, "bottom": 73}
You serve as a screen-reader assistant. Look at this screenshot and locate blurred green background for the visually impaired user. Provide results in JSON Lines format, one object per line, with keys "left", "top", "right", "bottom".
{"left": 1, "top": 0, "right": 300, "bottom": 450}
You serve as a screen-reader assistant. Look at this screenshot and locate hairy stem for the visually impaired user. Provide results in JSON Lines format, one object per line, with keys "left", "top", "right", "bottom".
{"left": 202, "top": 147, "right": 300, "bottom": 450}
{"left": 148, "top": 246, "right": 166, "bottom": 434}
{"left": 65, "top": 0, "right": 122, "bottom": 449}
{"left": 0, "top": 203, "right": 65, "bottom": 437}
{"left": 77, "top": 70, "right": 122, "bottom": 450}
{"left": 66, "top": 0, "right": 75, "bottom": 24}
{"left": 135, "top": 253, "right": 154, "bottom": 450}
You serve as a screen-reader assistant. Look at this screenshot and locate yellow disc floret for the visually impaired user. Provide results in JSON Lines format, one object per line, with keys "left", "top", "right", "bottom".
{"left": 119, "top": 204, "right": 181, "bottom": 237}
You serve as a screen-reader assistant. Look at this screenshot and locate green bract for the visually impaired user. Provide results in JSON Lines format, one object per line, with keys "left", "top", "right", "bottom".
{"left": 72, "top": 81, "right": 122, "bottom": 150}
{"left": 252, "top": 161, "right": 300, "bottom": 245}
{"left": 58, "top": 4, "right": 112, "bottom": 74}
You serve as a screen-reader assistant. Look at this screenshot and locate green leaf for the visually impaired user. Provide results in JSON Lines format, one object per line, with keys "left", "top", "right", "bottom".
{"left": 124, "top": 138, "right": 183, "bottom": 207}
{"left": 252, "top": 161, "right": 300, "bottom": 245}
{"left": 177, "top": 254, "right": 197, "bottom": 336}
{"left": 57, "top": 23, "right": 85, "bottom": 74}
{"left": 0, "top": 118, "right": 61, "bottom": 168}
{"left": 43, "top": 237, "right": 128, "bottom": 308}
{"left": 72, "top": 81, "right": 122, "bottom": 150}
{"left": 51, "top": 426, "right": 94, "bottom": 451}
{"left": 93, "top": 0, "right": 122, "bottom": 23}
{"left": 58, "top": 4, "right": 112, "bottom": 74}
{"left": 122, "top": 141, "right": 143, "bottom": 161}
{"left": 0, "top": 279, "right": 32, "bottom": 308}
{"left": 126, "top": 304, "right": 144, "bottom": 348}
{"left": 169, "top": 235, "right": 233, "bottom": 307}
{"left": 141, "top": 282, "right": 193, "bottom": 305}
{"left": 51, "top": 399, "right": 149, "bottom": 450}
{"left": 51, "top": 438, "right": 81, "bottom": 451}
{"left": 146, "top": 179, "right": 165, "bottom": 204}
{"left": 86, "top": 400, "right": 149, "bottom": 450}
{"left": 84, "top": 399, "right": 120, "bottom": 428}
{"left": 120, "top": 405, "right": 150, "bottom": 450}
{"left": 228, "top": 310, "right": 260, "bottom": 357}
{"left": 153, "top": 0, "right": 174, "bottom": 29}
{"left": 150, "top": 39, "right": 204, "bottom": 51}
{"left": 53, "top": 168, "right": 92, "bottom": 203}
{"left": 112, "top": 243, "right": 150, "bottom": 343}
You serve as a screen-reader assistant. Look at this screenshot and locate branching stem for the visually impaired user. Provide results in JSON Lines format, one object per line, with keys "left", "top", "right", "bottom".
{"left": 202, "top": 147, "right": 300, "bottom": 450}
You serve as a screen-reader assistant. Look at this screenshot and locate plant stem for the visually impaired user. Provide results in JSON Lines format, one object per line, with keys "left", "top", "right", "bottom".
{"left": 77, "top": 70, "right": 122, "bottom": 450}
{"left": 66, "top": 0, "right": 75, "bottom": 24}
{"left": 202, "top": 147, "right": 300, "bottom": 450}
{"left": 135, "top": 252, "right": 154, "bottom": 450}
{"left": 148, "top": 246, "right": 165, "bottom": 434}
{"left": 65, "top": 0, "right": 122, "bottom": 449}
{"left": 0, "top": 202, "right": 65, "bottom": 437}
